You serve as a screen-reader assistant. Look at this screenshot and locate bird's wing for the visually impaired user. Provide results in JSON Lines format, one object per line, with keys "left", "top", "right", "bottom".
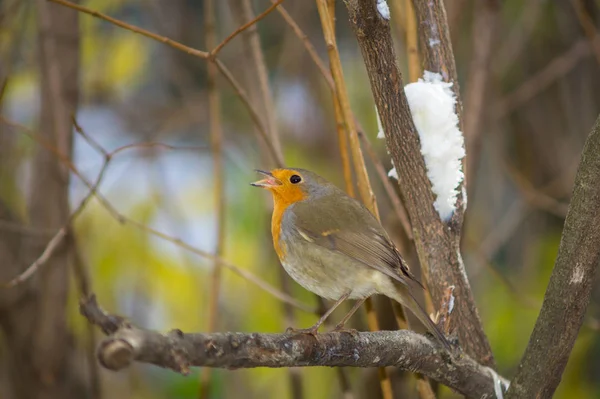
{"left": 287, "top": 194, "right": 423, "bottom": 289}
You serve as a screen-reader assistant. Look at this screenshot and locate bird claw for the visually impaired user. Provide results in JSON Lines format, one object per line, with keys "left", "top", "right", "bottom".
{"left": 285, "top": 326, "right": 319, "bottom": 337}
{"left": 333, "top": 325, "right": 359, "bottom": 337}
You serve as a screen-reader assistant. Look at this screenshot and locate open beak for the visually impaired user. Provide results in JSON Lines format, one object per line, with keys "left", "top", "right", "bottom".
{"left": 250, "top": 169, "right": 282, "bottom": 188}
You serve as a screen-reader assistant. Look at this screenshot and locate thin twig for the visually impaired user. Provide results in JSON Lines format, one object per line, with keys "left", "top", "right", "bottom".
{"left": 464, "top": 0, "right": 499, "bottom": 183}
{"left": 273, "top": 3, "right": 333, "bottom": 88}
{"left": 315, "top": 2, "right": 393, "bottom": 399}
{"left": 492, "top": 39, "right": 591, "bottom": 120}
{"left": 71, "top": 237, "right": 101, "bottom": 399}
{"left": 404, "top": 0, "right": 420, "bottom": 82}
{"left": 47, "top": 0, "right": 209, "bottom": 58}
{"left": 0, "top": 117, "right": 311, "bottom": 312}
{"left": 570, "top": 0, "right": 600, "bottom": 65}
{"left": 503, "top": 162, "right": 569, "bottom": 218}
{"left": 48, "top": 0, "right": 283, "bottom": 167}
{"left": 214, "top": 59, "right": 285, "bottom": 166}
{"left": 200, "top": 0, "right": 225, "bottom": 397}
{"left": 2, "top": 148, "right": 109, "bottom": 287}
{"left": 237, "top": 0, "right": 284, "bottom": 164}
{"left": 211, "top": 0, "right": 284, "bottom": 57}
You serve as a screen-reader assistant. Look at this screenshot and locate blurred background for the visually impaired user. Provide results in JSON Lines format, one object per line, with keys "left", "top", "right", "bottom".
{"left": 0, "top": 0, "right": 599, "bottom": 398}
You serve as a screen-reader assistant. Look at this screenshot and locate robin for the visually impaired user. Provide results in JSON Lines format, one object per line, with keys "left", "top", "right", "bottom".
{"left": 251, "top": 168, "right": 451, "bottom": 350}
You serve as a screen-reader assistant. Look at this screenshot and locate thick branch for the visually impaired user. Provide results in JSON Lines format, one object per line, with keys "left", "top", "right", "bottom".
{"left": 507, "top": 115, "right": 600, "bottom": 398}
{"left": 343, "top": 0, "right": 493, "bottom": 366}
{"left": 81, "top": 295, "right": 506, "bottom": 399}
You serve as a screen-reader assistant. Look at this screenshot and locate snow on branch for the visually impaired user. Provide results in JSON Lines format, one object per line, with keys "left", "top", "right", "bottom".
{"left": 387, "top": 71, "right": 465, "bottom": 221}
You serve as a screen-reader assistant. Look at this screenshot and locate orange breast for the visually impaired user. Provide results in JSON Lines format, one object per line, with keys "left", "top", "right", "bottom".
{"left": 271, "top": 202, "right": 287, "bottom": 260}
{"left": 271, "top": 189, "right": 306, "bottom": 260}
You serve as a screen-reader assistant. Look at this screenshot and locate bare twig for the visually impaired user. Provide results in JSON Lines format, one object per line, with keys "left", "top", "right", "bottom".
{"left": 0, "top": 117, "right": 309, "bottom": 312}
{"left": 47, "top": 0, "right": 284, "bottom": 167}
{"left": 1, "top": 138, "right": 109, "bottom": 287}
{"left": 326, "top": 0, "right": 355, "bottom": 198}
{"left": 214, "top": 59, "right": 284, "bottom": 166}
{"left": 404, "top": 0, "right": 420, "bottom": 82}
{"left": 47, "top": 0, "right": 209, "bottom": 58}
{"left": 211, "top": 0, "right": 284, "bottom": 57}
{"left": 358, "top": 132, "right": 412, "bottom": 239}
{"left": 71, "top": 238, "right": 101, "bottom": 399}
{"left": 464, "top": 0, "right": 500, "bottom": 182}
{"left": 347, "top": 0, "right": 494, "bottom": 367}
{"left": 504, "top": 162, "right": 569, "bottom": 218}
{"left": 274, "top": 3, "right": 333, "bottom": 88}
{"left": 315, "top": 0, "right": 377, "bottom": 216}
{"left": 200, "top": 0, "right": 226, "bottom": 397}
{"left": 316, "top": 2, "right": 396, "bottom": 398}
{"left": 493, "top": 0, "right": 546, "bottom": 74}
{"left": 507, "top": 114, "right": 600, "bottom": 397}
{"left": 492, "top": 39, "right": 591, "bottom": 120}
{"left": 80, "top": 295, "right": 508, "bottom": 398}
{"left": 228, "top": 0, "right": 284, "bottom": 165}
{"left": 570, "top": 0, "right": 600, "bottom": 65}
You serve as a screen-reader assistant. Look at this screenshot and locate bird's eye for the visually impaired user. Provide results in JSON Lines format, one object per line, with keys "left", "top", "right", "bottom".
{"left": 290, "top": 175, "right": 302, "bottom": 184}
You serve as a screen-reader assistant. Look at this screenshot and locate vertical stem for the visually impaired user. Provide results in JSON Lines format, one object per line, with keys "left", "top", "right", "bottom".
{"left": 404, "top": 0, "right": 421, "bottom": 82}
{"left": 200, "top": 0, "right": 225, "bottom": 398}
{"left": 315, "top": 0, "right": 377, "bottom": 216}
{"left": 228, "top": 2, "right": 303, "bottom": 398}
{"left": 316, "top": 2, "right": 392, "bottom": 399}
{"left": 327, "top": 0, "right": 355, "bottom": 198}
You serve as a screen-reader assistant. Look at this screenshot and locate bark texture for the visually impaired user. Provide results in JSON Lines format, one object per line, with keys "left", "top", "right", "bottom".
{"left": 343, "top": 0, "right": 494, "bottom": 366}
{"left": 507, "top": 116, "right": 600, "bottom": 398}
{"left": 81, "top": 295, "right": 507, "bottom": 399}
{"left": 0, "top": 1, "right": 85, "bottom": 398}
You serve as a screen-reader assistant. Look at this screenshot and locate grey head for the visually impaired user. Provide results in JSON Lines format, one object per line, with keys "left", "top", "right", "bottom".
{"left": 285, "top": 168, "right": 346, "bottom": 199}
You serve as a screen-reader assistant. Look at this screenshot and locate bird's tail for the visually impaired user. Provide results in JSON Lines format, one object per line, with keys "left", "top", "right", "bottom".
{"left": 391, "top": 284, "right": 452, "bottom": 352}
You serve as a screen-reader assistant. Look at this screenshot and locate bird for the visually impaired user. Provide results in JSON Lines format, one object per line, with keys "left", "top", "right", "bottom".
{"left": 251, "top": 167, "right": 451, "bottom": 350}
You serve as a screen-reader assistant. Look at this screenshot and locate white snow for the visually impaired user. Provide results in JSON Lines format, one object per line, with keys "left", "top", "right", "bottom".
{"left": 428, "top": 38, "right": 441, "bottom": 47}
{"left": 392, "top": 71, "right": 465, "bottom": 221}
{"left": 447, "top": 286, "right": 455, "bottom": 314}
{"left": 377, "top": 0, "right": 390, "bottom": 20}
{"left": 388, "top": 166, "right": 398, "bottom": 179}
{"left": 375, "top": 105, "right": 385, "bottom": 139}
{"left": 570, "top": 264, "right": 584, "bottom": 284}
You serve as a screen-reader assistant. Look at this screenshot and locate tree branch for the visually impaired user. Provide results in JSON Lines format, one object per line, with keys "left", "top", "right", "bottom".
{"left": 81, "top": 295, "right": 507, "bottom": 399}
{"left": 343, "top": 0, "right": 494, "bottom": 366}
{"left": 507, "top": 115, "right": 600, "bottom": 397}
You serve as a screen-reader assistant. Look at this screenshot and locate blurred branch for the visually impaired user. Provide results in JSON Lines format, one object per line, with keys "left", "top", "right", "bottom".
{"left": 81, "top": 295, "right": 508, "bottom": 399}
{"left": 315, "top": 2, "right": 396, "bottom": 398}
{"left": 570, "top": 0, "right": 600, "bottom": 65}
{"left": 504, "top": 162, "right": 569, "bottom": 218}
{"left": 315, "top": 0, "right": 377, "bottom": 216}
{"left": 211, "top": 0, "right": 284, "bottom": 57}
{"left": 228, "top": 1, "right": 302, "bottom": 397}
{"left": 201, "top": 0, "right": 225, "bottom": 396}
{"left": 275, "top": 4, "right": 411, "bottom": 237}
{"left": 507, "top": 115, "right": 600, "bottom": 397}
{"left": 344, "top": 0, "right": 493, "bottom": 366}
{"left": 492, "top": 39, "right": 591, "bottom": 120}
{"left": 47, "top": 0, "right": 209, "bottom": 57}
{"left": 229, "top": 0, "right": 284, "bottom": 166}
{"left": 0, "top": 117, "right": 311, "bottom": 313}
{"left": 404, "top": 0, "right": 420, "bottom": 82}
{"left": 47, "top": 0, "right": 284, "bottom": 167}
{"left": 274, "top": 3, "right": 333, "bottom": 86}
{"left": 493, "top": 0, "right": 546, "bottom": 74}
{"left": 358, "top": 132, "right": 412, "bottom": 239}
{"left": 464, "top": 0, "right": 500, "bottom": 182}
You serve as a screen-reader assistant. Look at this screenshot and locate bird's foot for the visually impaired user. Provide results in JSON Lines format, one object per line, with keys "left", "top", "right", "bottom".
{"left": 333, "top": 324, "right": 359, "bottom": 337}
{"left": 285, "top": 326, "right": 319, "bottom": 337}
